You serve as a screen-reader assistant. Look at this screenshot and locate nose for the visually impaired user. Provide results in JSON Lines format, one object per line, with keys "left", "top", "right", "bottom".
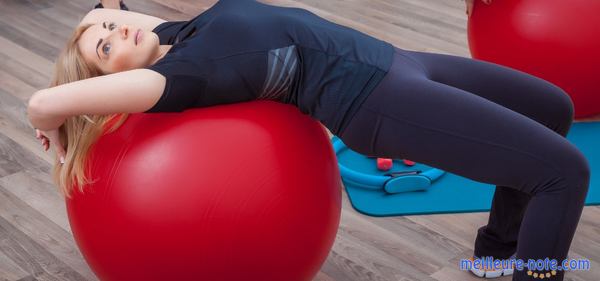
{"left": 119, "top": 24, "right": 129, "bottom": 40}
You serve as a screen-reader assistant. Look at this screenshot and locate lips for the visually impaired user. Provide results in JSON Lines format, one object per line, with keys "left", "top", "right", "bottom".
{"left": 135, "top": 29, "right": 142, "bottom": 45}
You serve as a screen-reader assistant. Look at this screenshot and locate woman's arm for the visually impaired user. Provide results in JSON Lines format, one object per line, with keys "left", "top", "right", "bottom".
{"left": 79, "top": 8, "right": 166, "bottom": 31}
{"left": 27, "top": 69, "right": 165, "bottom": 130}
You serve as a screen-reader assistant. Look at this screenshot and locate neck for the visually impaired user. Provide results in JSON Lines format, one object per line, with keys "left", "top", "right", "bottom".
{"left": 151, "top": 45, "right": 173, "bottom": 65}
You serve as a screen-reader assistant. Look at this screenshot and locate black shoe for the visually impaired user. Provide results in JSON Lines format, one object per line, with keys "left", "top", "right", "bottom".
{"left": 94, "top": 1, "right": 129, "bottom": 11}
{"left": 120, "top": 1, "right": 129, "bottom": 11}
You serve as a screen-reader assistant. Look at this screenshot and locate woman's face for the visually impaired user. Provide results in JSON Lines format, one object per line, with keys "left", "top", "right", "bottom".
{"left": 78, "top": 21, "right": 161, "bottom": 74}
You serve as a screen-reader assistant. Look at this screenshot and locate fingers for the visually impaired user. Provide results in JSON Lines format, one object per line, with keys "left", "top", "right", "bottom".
{"left": 42, "top": 138, "right": 49, "bottom": 151}
{"left": 466, "top": 2, "right": 473, "bottom": 17}
{"left": 36, "top": 129, "right": 46, "bottom": 150}
{"left": 466, "top": 0, "right": 492, "bottom": 17}
{"left": 41, "top": 139, "right": 66, "bottom": 164}
{"left": 465, "top": 0, "right": 474, "bottom": 16}
{"left": 39, "top": 135, "right": 49, "bottom": 151}
{"left": 35, "top": 129, "right": 65, "bottom": 163}
{"left": 53, "top": 143, "right": 67, "bottom": 164}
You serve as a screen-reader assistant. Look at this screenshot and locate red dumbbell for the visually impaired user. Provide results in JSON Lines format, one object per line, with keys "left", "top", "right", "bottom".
{"left": 376, "top": 158, "right": 393, "bottom": 171}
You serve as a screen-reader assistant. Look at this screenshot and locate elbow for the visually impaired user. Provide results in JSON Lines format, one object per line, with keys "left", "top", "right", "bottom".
{"left": 27, "top": 90, "right": 70, "bottom": 130}
{"left": 27, "top": 91, "right": 49, "bottom": 128}
{"left": 28, "top": 91, "right": 45, "bottom": 115}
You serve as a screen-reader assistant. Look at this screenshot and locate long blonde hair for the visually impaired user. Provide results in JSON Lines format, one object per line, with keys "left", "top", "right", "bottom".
{"left": 51, "top": 24, "right": 129, "bottom": 199}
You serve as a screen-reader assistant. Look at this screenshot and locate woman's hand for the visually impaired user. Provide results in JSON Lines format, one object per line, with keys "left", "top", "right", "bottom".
{"left": 35, "top": 128, "right": 67, "bottom": 164}
{"left": 465, "top": 0, "right": 492, "bottom": 18}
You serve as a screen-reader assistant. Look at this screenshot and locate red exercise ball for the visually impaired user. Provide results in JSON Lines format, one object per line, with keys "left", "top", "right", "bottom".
{"left": 467, "top": 0, "right": 600, "bottom": 119}
{"left": 66, "top": 101, "right": 342, "bottom": 281}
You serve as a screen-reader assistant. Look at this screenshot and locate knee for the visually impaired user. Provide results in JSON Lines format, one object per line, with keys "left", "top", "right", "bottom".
{"left": 545, "top": 84, "right": 575, "bottom": 134}
{"left": 555, "top": 86, "right": 574, "bottom": 121}
{"left": 554, "top": 147, "right": 591, "bottom": 195}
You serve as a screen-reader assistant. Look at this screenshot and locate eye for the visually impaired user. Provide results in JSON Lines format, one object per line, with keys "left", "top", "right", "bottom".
{"left": 102, "top": 43, "right": 111, "bottom": 55}
{"left": 108, "top": 22, "right": 117, "bottom": 31}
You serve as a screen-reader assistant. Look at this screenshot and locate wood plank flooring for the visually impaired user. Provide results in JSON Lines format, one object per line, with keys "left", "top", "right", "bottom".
{"left": 0, "top": 0, "right": 598, "bottom": 280}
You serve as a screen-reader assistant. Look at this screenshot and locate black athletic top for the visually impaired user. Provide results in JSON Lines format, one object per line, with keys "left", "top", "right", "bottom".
{"left": 144, "top": 0, "right": 393, "bottom": 135}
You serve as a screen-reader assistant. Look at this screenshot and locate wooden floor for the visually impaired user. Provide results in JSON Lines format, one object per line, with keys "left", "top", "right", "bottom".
{"left": 0, "top": 0, "right": 598, "bottom": 280}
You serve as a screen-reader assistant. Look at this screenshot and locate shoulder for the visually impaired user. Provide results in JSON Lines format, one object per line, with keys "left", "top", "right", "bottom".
{"left": 143, "top": 61, "right": 208, "bottom": 113}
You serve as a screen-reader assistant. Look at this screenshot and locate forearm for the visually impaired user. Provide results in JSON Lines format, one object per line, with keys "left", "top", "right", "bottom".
{"left": 26, "top": 70, "right": 164, "bottom": 124}
{"left": 27, "top": 91, "right": 69, "bottom": 131}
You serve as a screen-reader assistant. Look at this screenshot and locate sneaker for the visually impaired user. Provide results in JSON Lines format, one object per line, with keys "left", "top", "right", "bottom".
{"left": 468, "top": 253, "right": 516, "bottom": 278}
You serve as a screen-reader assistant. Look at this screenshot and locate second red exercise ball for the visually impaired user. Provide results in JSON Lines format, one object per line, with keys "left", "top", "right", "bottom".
{"left": 468, "top": 0, "right": 600, "bottom": 118}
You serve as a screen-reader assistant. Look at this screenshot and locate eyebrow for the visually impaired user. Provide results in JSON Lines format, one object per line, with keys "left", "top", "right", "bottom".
{"left": 95, "top": 22, "right": 107, "bottom": 60}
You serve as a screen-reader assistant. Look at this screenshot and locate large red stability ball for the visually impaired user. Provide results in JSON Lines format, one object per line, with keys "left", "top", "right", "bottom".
{"left": 66, "top": 101, "right": 342, "bottom": 281}
{"left": 467, "top": 0, "right": 600, "bottom": 118}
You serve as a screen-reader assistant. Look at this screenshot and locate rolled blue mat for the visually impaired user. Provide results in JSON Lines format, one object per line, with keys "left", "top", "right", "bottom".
{"left": 334, "top": 121, "right": 600, "bottom": 217}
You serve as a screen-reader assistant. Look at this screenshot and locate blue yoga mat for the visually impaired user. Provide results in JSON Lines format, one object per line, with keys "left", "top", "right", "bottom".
{"left": 335, "top": 121, "right": 600, "bottom": 217}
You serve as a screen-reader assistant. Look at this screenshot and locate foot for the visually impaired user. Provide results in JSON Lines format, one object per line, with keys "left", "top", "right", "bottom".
{"left": 468, "top": 253, "right": 516, "bottom": 278}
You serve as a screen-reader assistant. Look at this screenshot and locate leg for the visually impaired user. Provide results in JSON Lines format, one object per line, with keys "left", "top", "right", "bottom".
{"left": 338, "top": 48, "right": 590, "bottom": 280}
{"left": 401, "top": 49, "right": 575, "bottom": 261}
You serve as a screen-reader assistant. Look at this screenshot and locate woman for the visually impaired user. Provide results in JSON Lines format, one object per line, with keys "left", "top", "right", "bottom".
{"left": 27, "top": 1, "right": 589, "bottom": 280}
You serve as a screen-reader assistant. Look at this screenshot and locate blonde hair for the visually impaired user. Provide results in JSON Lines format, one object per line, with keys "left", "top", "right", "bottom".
{"left": 51, "top": 24, "right": 129, "bottom": 199}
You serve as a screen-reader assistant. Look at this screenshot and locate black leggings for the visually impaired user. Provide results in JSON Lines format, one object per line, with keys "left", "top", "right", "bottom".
{"left": 338, "top": 47, "right": 590, "bottom": 281}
